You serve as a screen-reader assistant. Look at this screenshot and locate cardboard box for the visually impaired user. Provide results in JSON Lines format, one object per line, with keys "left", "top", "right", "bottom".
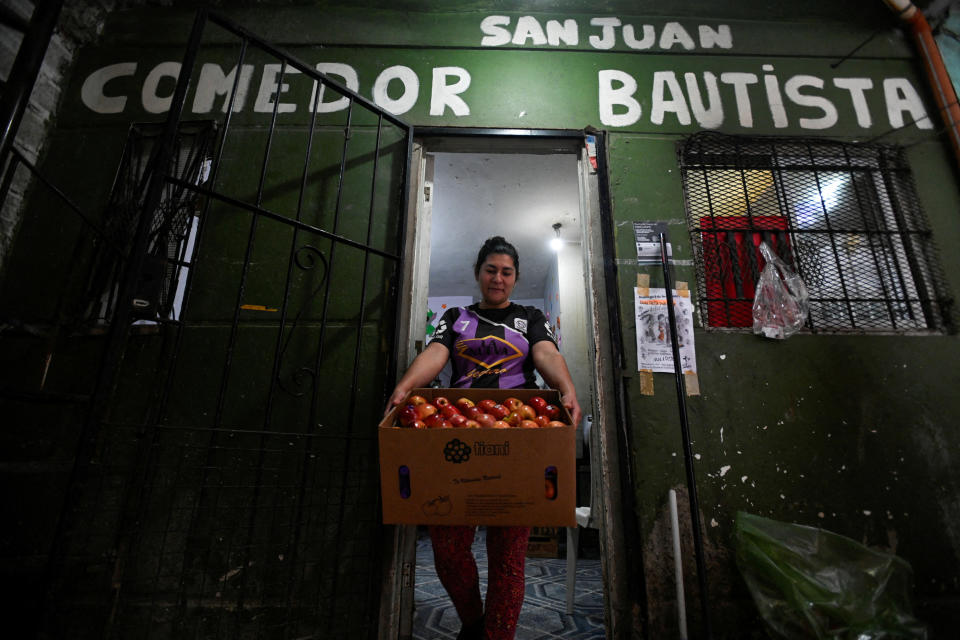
{"left": 378, "top": 388, "right": 575, "bottom": 527}
{"left": 527, "top": 526, "right": 562, "bottom": 558}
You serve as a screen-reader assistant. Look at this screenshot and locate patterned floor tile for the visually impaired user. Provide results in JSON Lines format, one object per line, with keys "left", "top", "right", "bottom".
{"left": 413, "top": 528, "right": 606, "bottom": 640}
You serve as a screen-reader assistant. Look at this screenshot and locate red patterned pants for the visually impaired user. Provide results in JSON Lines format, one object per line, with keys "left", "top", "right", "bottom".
{"left": 429, "top": 525, "right": 531, "bottom": 640}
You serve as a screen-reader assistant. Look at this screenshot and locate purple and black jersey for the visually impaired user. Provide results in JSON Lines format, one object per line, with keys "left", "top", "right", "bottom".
{"left": 430, "top": 303, "right": 557, "bottom": 389}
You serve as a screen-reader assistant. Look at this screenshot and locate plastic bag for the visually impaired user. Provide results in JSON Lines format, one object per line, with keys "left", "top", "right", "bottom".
{"left": 752, "top": 242, "right": 809, "bottom": 339}
{"left": 734, "top": 512, "right": 927, "bottom": 640}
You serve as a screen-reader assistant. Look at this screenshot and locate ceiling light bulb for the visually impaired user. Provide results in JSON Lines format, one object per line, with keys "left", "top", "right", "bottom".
{"left": 551, "top": 222, "right": 562, "bottom": 251}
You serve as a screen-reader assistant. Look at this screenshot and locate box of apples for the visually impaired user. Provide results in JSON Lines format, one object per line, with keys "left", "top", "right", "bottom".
{"left": 378, "top": 388, "right": 575, "bottom": 527}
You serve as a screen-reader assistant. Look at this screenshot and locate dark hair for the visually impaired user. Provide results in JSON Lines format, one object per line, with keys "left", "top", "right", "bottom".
{"left": 474, "top": 236, "right": 519, "bottom": 279}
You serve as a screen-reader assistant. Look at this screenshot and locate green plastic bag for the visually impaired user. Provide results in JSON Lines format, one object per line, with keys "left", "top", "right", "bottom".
{"left": 734, "top": 512, "right": 927, "bottom": 639}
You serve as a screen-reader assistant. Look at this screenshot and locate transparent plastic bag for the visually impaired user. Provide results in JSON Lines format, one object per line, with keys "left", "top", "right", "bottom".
{"left": 735, "top": 512, "right": 927, "bottom": 640}
{"left": 753, "top": 241, "right": 809, "bottom": 339}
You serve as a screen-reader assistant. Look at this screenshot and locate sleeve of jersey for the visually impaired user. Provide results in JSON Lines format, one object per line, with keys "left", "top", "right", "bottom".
{"left": 428, "top": 307, "right": 460, "bottom": 351}
{"left": 526, "top": 307, "right": 558, "bottom": 348}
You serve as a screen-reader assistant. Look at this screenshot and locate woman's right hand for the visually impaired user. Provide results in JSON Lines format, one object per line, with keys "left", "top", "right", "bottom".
{"left": 384, "top": 386, "right": 410, "bottom": 417}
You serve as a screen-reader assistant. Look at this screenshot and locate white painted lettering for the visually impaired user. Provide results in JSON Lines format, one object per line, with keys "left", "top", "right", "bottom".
{"left": 254, "top": 64, "right": 301, "bottom": 113}
{"left": 512, "top": 16, "right": 547, "bottom": 46}
{"left": 589, "top": 17, "right": 621, "bottom": 50}
{"left": 310, "top": 63, "right": 358, "bottom": 113}
{"left": 373, "top": 65, "right": 419, "bottom": 115}
{"left": 651, "top": 71, "right": 691, "bottom": 125}
{"left": 480, "top": 15, "right": 512, "bottom": 47}
{"left": 685, "top": 71, "right": 723, "bottom": 129}
{"left": 430, "top": 67, "right": 471, "bottom": 116}
{"left": 784, "top": 75, "right": 838, "bottom": 130}
{"left": 762, "top": 64, "right": 788, "bottom": 128}
{"left": 546, "top": 19, "right": 578, "bottom": 46}
{"left": 833, "top": 77, "right": 874, "bottom": 128}
{"left": 192, "top": 63, "right": 254, "bottom": 113}
{"left": 623, "top": 24, "right": 655, "bottom": 50}
{"left": 142, "top": 62, "right": 181, "bottom": 114}
{"left": 598, "top": 69, "right": 641, "bottom": 127}
{"left": 81, "top": 62, "right": 136, "bottom": 114}
{"left": 659, "top": 22, "right": 696, "bottom": 50}
{"left": 883, "top": 77, "right": 932, "bottom": 129}
{"left": 698, "top": 24, "right": 733, "bottom": 49}
{"left": 720, "top": 72, "right": 758, "bottom": 128}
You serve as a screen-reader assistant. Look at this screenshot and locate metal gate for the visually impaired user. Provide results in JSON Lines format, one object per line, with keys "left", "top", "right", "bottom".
{"left": 37, "top": 10, "right": 411, "bottom": 638}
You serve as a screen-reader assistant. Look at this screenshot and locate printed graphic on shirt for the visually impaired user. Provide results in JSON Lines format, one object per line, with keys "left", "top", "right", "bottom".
{"left": 455, "top": 335, "right": 524, "bottom": 377}
{"left": 514, "top": 318, "right": 527, "bottom": 332}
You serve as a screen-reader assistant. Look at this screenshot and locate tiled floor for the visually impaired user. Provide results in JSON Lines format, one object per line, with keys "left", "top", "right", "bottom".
{"left": 413, "top": 528, "right": 606, "bottom": 639}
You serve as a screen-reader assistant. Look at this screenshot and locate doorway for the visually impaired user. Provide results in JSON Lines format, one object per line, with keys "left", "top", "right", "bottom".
{"left": 381, "top": 130, "right": 629, "bottom": 639}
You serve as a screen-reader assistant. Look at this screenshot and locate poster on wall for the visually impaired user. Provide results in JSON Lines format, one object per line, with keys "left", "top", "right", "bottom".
{"left": 633, "top": 221, "right": 672, "bottom": 265}
{"left": 635, "top": 288, "right": 697, "bottom": 373}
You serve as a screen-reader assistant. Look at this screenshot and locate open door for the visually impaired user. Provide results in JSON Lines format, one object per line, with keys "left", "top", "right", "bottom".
{"left": 384, "top": 129, "right": 632, "bottom": 639}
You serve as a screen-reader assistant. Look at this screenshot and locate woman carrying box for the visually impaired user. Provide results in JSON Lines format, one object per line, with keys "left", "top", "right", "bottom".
{"left": 385, "top": 236, "right": 582, "bottom": 640}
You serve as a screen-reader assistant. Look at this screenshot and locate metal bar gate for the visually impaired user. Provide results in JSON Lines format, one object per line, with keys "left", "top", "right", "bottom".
{"left": 35, "top": 9, "right": 412, "bottom": 639}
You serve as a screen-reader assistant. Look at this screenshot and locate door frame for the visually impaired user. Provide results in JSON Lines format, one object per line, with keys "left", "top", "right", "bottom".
{"left": 378, "top": 127, "right": 632, "bottom": 639}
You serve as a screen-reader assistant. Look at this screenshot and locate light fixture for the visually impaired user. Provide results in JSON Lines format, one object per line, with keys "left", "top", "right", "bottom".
{"left": 550, "top": 222, "right": 563, "bottom": 251}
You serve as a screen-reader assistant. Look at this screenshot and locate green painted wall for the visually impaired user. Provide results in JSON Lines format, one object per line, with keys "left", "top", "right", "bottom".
{"left": 3, "top": 2, "right": 959, "bottom": 638}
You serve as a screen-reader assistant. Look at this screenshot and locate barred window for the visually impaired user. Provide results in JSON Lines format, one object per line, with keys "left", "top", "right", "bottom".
{"left": 679, "top": 133, "right": 954, "bottom": 333}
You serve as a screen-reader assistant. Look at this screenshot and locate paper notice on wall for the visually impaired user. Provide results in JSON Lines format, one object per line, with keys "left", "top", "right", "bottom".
{"left": 633, "top": 221, "right": 672, "bottom": 265}
{"left": 635, "top": 288, "right": 697, "bottom": 373}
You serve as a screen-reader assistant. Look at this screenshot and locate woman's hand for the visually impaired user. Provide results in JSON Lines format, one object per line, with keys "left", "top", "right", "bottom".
{"left": 532, "top": 341, "right": 583, "bottom": 427}
{"left": 384, "top": 342, "right": 450, "bottom": 416}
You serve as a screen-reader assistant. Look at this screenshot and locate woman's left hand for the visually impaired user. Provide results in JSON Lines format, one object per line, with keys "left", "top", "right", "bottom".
{"left": 561, "top": 392, "right": 582, "bottom": 427}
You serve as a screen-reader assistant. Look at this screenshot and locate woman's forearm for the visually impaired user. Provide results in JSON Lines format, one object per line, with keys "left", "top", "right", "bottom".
{"left": 385, "top": 342, "right": 449, "bottom": 412}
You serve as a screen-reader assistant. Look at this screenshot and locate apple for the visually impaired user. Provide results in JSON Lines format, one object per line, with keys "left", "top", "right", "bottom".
{"left": 439, "top": 403, "right": 461, "bottom": 419}
{"left": 408, "top": 395, "right": 428, "bottom": 406}
{"left": 449, "top": 414, "right": 468, "bottom": 428}
{"left": 547, "top": 420, "right": 566, "bottom": 428}
{"left": 397, "top": 404, "right": 418, "bottom": 427}
{"left": 489, "top": 404, "right": 509, "bottom": 420}
{"left": 455, "top": 397, "right": 476, "bottom": 411}
{"left": 464, "top": 406, "right": 482, "bottom": 420}
{"left": 411, "top": 420, "right": 427, "bottom": 429}
{"left": 504, "top": 411, "right": 521, "bottom": 426}
{"left": 503, "top": 397, "right": 523, "bottom": 412}
{"left": 434, "top": 396, "right": 451, "bottom": 408}
{"left": 463, "top": 419, "right": 481, "bottom": 429}
{"left": 518, "top": 404, "right": 536, "bottom": 420}
{"left": 476, "top": 413, "right": 496, "bottom": 428}
{"left": 439, "top": 419, "right": 453, "bottom": 429}
{"left": 492, "top": 420, "right": 511, "bottom": 429}
{"left": 477, "top": 398, "right": 497, "bottom": 413}
{"left": 416, "top": 403, "right": 438, "bottom": 420}
{"left": 545, "top": 478, "right": 556, "bottom": 500}
{"left": 534, "top": 415, "right": 550, "bottom": 428}
{"left": 422, "top": 413, "right": 444, "bottom": 428}
{"left": 519, "top": 419, "right": 539, "bottom": 429}
{"left": 529, "top": 396, "right": 547, "bottom": 413}
{"left": 542, "top": 404, "right": 561, "bottom": 420}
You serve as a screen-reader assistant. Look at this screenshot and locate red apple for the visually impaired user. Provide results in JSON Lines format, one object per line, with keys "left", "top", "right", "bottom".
{"left": 492, "top": 420, "right": 511, "bottom": 429}
{"left": 477, "top": 398, "right": 497, "bottom": 413}
{"left": 423, "top": 413, "right": 444, "bottom": 428}
{"left": 529, "top": 396, "right": 547, "bottom": 413}
{"left": 504, "top": 411, "right": 521, "bottom": 426}
{"left": 518, "top": 404, "right": 536, "bottom": 420}
{"left": 439, "top": 403, "right": 461, "bottom": 418}
{"left": 476, "top": 413, "right": 496, "bottom": 428}
{"left": 464, "top": 406, "right": 482, "bottom": 420}
{"left": 519, "top": 419, "right": 539, "bottom": 429}
{"left": 503, "top": 397, "right": 523, "bottom": 412}
{"left": 455, "top": 397, "right": 476, "bottom": 411}
{"left": 489, "top": 403, "right": 509, "bottom": 420}
{"left": 542, "top": 404, "right": 561, "bottom": 420}
{"left": 434, "top": 396, "right": 451, "bottom": 408}
{"left": 411, "top": 420, "right": 426, "bottom": 429}
{"left": 534, "top": 415, "right": 550, "bottom": 428}
{"left": 547, "top": 420, "right": 566, "bottom": 428}
{"left": 463, "top": 419, "right": 481, "bottom": 429}
{"left": 439, "top": 419, "right": 453, "bottom": 429}
{"left": 397, "top": 404, "right": 418, "bottom": 427}
{"left": 408, "top": 395, "right": 427, "bottom": 406}
{"left": 449, "top": 414, "right": 468, "bottom": 428}
{"left": 416, "top": 403, "right": 438, "bottom": 420}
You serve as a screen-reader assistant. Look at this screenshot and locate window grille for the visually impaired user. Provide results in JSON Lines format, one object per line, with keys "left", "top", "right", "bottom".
{"left": 678, "top": 133, "right": 954, "bottom": 333}
{"left": 81, "top": 121, "right": 215, "bottom": 326}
